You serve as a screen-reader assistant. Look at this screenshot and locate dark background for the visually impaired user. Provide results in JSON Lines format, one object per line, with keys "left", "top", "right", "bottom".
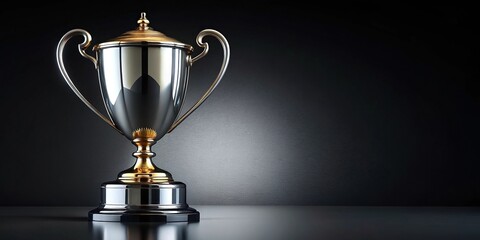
{"left": 0, "top": 2, "right": 479, "bottom": 206}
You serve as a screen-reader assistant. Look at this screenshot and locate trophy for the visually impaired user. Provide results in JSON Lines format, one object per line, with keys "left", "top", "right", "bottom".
{"left": 56, "top": 12, "right": 230, "bottom": 222}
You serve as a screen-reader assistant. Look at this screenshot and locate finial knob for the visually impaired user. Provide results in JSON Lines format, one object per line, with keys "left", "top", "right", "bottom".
{"left": 137, "top": 12, "right": 150, "bottom": 30}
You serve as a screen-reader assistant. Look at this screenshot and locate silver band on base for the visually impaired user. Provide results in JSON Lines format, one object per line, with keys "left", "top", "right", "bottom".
{"left": 89, "top": 181, "right": 199, "bottom": 222}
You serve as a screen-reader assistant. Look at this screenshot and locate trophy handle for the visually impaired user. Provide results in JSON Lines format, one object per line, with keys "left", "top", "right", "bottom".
{"left": 56, "top": 29, "right": 120, "bottom": 133}
{"left": 168, "top": 29, "right": 230, "bottom": 133}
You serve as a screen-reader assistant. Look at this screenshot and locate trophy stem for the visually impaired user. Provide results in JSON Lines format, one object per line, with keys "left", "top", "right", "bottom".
{"left": 118, "top": 128, "right": 173, "bottom": 183}
{"left": 131, "top": 137, "right": 157, "bottom": 173}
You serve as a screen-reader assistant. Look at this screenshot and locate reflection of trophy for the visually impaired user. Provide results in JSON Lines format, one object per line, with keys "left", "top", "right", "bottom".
{"left": 56, "top": 12, "right": 230, "bottom": 222}
{"left": 90, "top": 222, "right": 188, "bottom": 240}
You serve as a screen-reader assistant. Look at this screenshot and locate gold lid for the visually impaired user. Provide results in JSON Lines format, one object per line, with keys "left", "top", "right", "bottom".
{"left": 95, "top": 12, "right": 193, "bottom": 51}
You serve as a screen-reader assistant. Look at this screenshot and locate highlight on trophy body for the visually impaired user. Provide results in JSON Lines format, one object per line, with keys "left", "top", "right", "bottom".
{"left": 56, "top": 12, "right": 230, "bottom": 222}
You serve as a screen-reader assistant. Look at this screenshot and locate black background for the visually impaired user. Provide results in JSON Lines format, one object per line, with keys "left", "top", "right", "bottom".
{"left": 0, "top": 2, "right": 479, "bottom": 206}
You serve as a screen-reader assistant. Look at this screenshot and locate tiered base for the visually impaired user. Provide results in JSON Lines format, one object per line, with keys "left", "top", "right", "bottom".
{"left": 88, "top": 181, "right": 199, "bottom": 222}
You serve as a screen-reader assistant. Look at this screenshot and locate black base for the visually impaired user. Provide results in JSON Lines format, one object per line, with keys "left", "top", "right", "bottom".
{"left": 88, "top": 208, "right": 200, "bottom": 222}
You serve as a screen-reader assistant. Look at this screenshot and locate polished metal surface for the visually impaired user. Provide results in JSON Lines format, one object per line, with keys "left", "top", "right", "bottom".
{"left": 102, "top": 181, "right": 187, "bottom": 207}
{"left": 97, "top": 45, "right": 189, "bottom": 140}
{"left": 56, "top": 12, "right": 230, "bottom": 222}
{"left": 89, "top": 181, "right": 199, "bottom": 222}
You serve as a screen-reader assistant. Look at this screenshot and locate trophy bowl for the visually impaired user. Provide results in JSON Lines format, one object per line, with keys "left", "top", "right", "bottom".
{"left": 56, "top": 12, "right": 230, "bottom": 222}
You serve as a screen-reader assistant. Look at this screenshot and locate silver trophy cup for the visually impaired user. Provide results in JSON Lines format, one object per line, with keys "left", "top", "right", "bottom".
{"left": 56, "top": 12, "right": 230, "bottom": 222}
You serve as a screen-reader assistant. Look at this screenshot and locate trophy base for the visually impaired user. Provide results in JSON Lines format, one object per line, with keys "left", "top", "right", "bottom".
{"left": 88, "top": 180, "right": 199, "bottom": 222}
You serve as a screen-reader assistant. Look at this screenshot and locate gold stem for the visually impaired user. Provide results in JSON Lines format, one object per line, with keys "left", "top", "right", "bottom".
{"left": 117, "top": 128, "right": 173, "bottom": 183}
{"left": 132, "top": 138, "right": 156, "bottom": 173}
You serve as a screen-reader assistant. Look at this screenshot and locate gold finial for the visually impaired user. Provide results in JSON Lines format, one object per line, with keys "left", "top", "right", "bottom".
{"left": 137, "top": 12, "right": 150, "bottom": 30}
{"left": 132, "top": 128, "right": 157, "bottom": 139}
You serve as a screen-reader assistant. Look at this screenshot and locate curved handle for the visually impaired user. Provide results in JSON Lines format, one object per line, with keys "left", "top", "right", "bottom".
{"left": 56, "top": 29, "right": 120, "bottom": 132}
{"left": 168, "top": 29, "right": 230, "bottom": 133}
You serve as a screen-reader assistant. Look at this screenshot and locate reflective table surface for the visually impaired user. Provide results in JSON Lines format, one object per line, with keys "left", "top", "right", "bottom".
{"left": 1, "top": 206, "right": 480, "bottom": 240}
